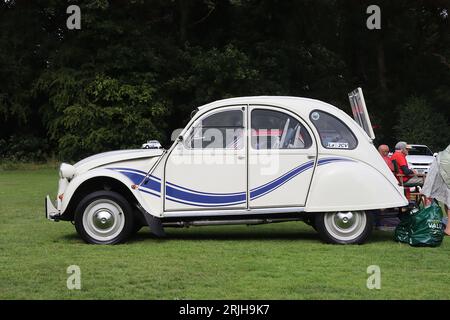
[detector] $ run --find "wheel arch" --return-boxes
[60,175,146,225]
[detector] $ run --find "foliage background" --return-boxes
[0,0,449,161]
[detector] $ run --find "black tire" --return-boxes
[74,191,135,244]
[315,211,373,244]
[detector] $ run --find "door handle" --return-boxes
[307,155,316,159]
[237,155,245,160]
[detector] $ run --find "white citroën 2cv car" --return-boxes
[45,88,407,244]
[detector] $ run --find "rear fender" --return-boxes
[306,159,407,212]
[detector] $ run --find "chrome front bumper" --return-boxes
[45,195,60,221]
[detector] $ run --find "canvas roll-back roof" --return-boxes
[196,96,370,141]
[197,96,356,127]
[197,96,342,117]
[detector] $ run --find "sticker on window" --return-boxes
[327,142,349,149]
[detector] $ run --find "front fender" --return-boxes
[60,168,156,216]
[306,159,408,212]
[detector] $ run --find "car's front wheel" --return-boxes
[75,191,135,244]
[315,211,373,244]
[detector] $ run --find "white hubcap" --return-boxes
[324,211,367,241]
[83,199,125,242]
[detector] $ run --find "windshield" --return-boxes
[409,146,433,156]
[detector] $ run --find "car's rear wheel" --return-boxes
[75,191,134,244]
[315,211,373,244]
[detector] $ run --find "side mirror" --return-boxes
[433,153,438,157]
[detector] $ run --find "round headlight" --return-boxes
[59,163,76,179]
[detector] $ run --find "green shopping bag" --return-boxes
[394,201,444,247]
[394,211,412,244]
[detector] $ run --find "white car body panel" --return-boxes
[248,152,314,208]
[306,155,406,211]
[248,105,316,208]
[164,149,247,211]
[59,167,153,216]
[47,95,408,222]
[164,105,247,211]
[57,156,164,217]
[74,149,163,175]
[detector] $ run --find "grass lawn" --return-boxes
[0,168,449,300]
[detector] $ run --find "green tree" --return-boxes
[394,97,450,152]
[34,71,167,160]
[1,0,449,161]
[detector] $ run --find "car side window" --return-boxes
[185,109,244,149]
[251,109,312,150]
[309,110,357,149]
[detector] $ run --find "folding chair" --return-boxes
[392,160,426,208]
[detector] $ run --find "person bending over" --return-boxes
[422,145,450,236]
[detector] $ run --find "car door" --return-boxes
[164,106,247,211]
[248,106,316,208]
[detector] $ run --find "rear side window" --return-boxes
[309,110,357,150]
[251,109,312,150]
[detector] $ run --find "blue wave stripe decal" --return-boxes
[318,157,353,165]
[109,167,147,176]
[165,184,246,205]
[166,181,246,196]
[108,167,161,181]
[138,187,161,198]
[250,161,315,200]
[250,160,314,193]
[108,157,355,206]
[108,169,161,193]
[165,196,245,208]
[250,163,306,193]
